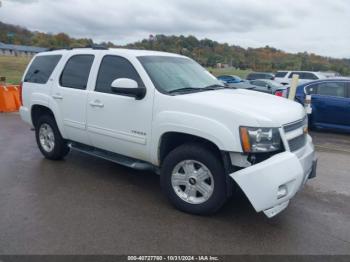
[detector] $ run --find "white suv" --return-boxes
[275,71,326,85]
[20,47,317,217]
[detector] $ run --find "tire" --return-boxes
[35,114,70,160]
[160,143,227,215]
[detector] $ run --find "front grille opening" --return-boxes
[283,118,305,133]
[288,134,307,152]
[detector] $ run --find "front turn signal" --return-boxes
[240,127,251,153]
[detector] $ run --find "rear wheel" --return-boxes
[35,115,70,160]
[160,143,227,215]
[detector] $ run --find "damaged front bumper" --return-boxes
[230,135,317,218]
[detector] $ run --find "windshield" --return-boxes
[138,56,221,94]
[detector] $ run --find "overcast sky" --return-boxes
[1,0,349,58]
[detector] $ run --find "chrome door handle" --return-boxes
[89,100,104,108]
[52,94,63,100]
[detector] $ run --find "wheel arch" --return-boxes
[158,132,224,166]
[31,104,66,138]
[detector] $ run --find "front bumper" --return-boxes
[230,135,316,218]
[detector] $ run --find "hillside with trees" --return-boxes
[1,21,350,75]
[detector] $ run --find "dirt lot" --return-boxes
[0,113,349,254]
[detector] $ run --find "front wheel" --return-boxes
[35,114,70,160]
[160,143,227,215]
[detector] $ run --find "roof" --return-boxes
[248,72,274,75]
[0,42,48,53]
[297,78,350,87]
[276,70,322,73]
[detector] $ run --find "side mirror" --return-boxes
[111,78,146,100]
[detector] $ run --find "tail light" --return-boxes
[19,81,23,106]
[275,90,283,97]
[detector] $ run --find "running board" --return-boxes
[68,142,156,172]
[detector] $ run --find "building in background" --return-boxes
[0,42,47,56]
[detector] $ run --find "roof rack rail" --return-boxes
[47,45,109,51]
[67,44,109,50]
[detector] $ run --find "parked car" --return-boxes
[20,47,316,218]
[217,75,243,84]
[249,79,289,97]
[246,72,275,81]
[295,79,350,132]
[224,81,259,90]
[275,71,326,86]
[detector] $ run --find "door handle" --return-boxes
[52,94,63,100]
[89,100,104,108]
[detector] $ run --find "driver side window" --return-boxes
[305,84,317,95]
[316,82,346,98]
[95,55,144,94]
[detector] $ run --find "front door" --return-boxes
[86,55,153,162]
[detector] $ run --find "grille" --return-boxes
[283,118,305,133]
[288,134,307,152]
[283,118,307,152]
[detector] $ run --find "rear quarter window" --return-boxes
[24,55,62,84]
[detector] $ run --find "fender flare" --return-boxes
[30,93,67,138]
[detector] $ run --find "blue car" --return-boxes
[295,79,350,133]
[217,75,243,84]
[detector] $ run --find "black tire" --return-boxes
[160,143,227,215]
[35,114,70,160]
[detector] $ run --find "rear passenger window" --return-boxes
[24,55,62,84]
[95,55,143,94]
[316,82,346,97]
[60,55,94,89]
[301,73,318,80]
[275,72,287,78]
[289,72,299,78]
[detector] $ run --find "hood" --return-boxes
[173,89,305,127]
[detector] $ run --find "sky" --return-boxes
[0,0,350,58]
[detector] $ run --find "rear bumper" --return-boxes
[230,135,316,218]
[19,106,33,126]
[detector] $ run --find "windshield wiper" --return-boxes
[168,87,202,94]
[201,84,226,90]
[168,84,225,95]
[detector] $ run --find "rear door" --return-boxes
[311,81,349,128]
[51,53,95,145]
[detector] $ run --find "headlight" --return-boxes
[239,127,281,153]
